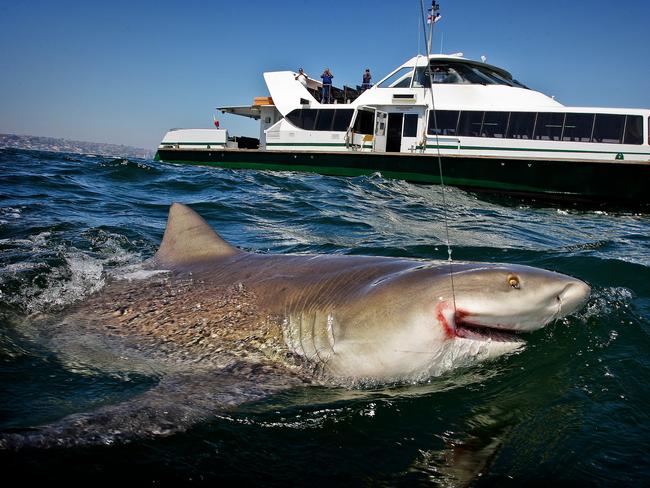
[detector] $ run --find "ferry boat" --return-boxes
[155,16,650,206]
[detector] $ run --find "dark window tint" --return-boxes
[287,109,319,130]
[449,64,490,84]
[403,114,419,137]
[458,111,484,137]
[562,113,594,142]
[427,110,459,135]
[301,109,317,131]
[592,114,625,144]
[315,110,334,131]
[507,112,536,139]
[286,109,302,128]
[287,108,353,131]
[534,113,565,141]
[354,110,375,135]
[477,68,516,87]
[623,115,643,145]
[412,67,432,88]
[332,109,354,131]
[482,111,509,138]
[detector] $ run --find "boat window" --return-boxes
[507,112,536,139]
[623,115,643,145]
[458,111,484,137]
[449,64,493,84]
[411,62,524,87]
[534,113,565,141]
[332,109,354,131]
[353,110,375,135]
[286,108,353,131]
[481,112,509,138]
[466,67,499,85]
[412,67,431,88]
[403,114,419,137]
[315,110,335,131]
[476,67,517,87]
[286,109,319,131]
[562,113,594,142]
[302,109,317,131]
[427,110,460,135]
[286,109,303,129]
[592,114,625,144]
[413,66,466,87]
[377,67,413,88]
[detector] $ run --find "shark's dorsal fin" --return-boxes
[155,203,240,266]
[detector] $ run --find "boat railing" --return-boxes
[318,85,360,104]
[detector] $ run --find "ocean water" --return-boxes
[1,147,649,485]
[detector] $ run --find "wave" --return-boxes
[0,227,148,314]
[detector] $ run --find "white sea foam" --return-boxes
[24,252,106,312]
[0,238,32,246]
[0,207,23,227]
[2,226,150,312]
[0,207,23,219]
[578,287,634,321]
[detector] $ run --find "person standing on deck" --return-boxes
[321,68,333,104]
[361,69,372,91]
[295,68,308,87]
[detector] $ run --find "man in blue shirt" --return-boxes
[321,68,333,104]
[361,69,372,91]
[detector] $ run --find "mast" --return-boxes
[426,1,441,54]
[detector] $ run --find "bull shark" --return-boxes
[1,203,590,448]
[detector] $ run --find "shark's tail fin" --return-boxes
[155,203,241,267]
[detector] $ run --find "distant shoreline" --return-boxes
[0,133,154,159]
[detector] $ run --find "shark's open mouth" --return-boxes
[454,322,522,343]
[454,313,523,343]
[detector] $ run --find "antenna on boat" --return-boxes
[420,0,457,312]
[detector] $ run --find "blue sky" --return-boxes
[1,0,648,149]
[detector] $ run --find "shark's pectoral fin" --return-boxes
[1,363,306,449]
[154,202,241,267]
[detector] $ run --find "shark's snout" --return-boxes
[557,280,591,317]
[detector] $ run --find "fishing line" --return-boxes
[419,0,457,313]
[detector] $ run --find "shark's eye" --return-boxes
[507,275,520,289]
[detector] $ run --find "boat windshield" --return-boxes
[411,61,528,88]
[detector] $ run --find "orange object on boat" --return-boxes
[253,96,274,106]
